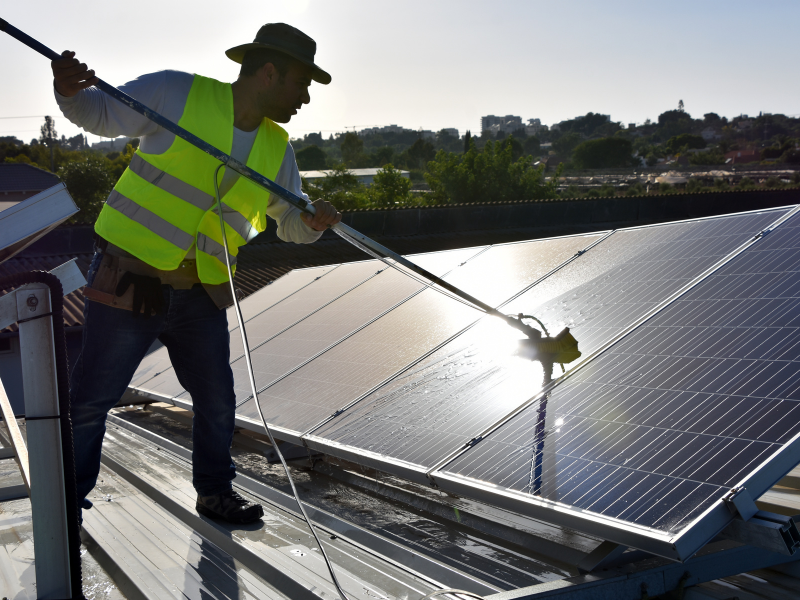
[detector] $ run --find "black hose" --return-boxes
[0,271,83,599]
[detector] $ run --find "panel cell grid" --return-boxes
[439,209,800,539]
[246,234,601,434]
[311,211,787,472]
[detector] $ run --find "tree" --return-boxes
[295,144,328,170]
[39,116,58,147]
[340,132,365,167]
[304,132,324,146]
[302,163,368,211]
[664,134,706,155]
[552,132,582,157]
[571,138,634,169]
[57,154,114,224]
[39,116,58,171]
[405,138,436,170]
[370,146,395,167]
[678,99,685,113]
[424,139,561,204]
[523,136,541,156]
[463,131,471,154]
[500,136,524,161]
[367,165,412,207]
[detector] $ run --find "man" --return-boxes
[52,23,341,523]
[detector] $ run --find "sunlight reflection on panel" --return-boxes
[311,316,549,468]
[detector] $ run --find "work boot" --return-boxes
[196,490,264,524]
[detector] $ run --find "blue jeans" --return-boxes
[70,251,236,503]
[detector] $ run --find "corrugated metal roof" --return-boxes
[0,163,61,193]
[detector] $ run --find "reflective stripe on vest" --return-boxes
[197,233,237,266]
[94,74,289,282]
[106,190,195,250]
[213,203,258,242]
[127,154,215,212]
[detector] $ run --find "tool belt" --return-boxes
[83,237,234,312]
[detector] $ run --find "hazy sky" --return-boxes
[2,0,798,145]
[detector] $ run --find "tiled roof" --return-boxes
[0,163,61,193]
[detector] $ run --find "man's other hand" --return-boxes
[52,50,99,97]
[301,199,342,231]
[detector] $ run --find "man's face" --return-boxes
[260,60,313,123]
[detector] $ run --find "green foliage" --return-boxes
[303,164,365,210]
[664,134,706,155]
[367,164,412,207]
[597,183,617,197]
[404,138,436,170]
[737,177,755,189]
[340,132,365,167]
[424,139,560,204]
[552,132,583,157]
[659,182,673,193]
[523,136,541,156]
[764,176,783,189]
[685,179,705,193]
[571,138,634,169]
[625,183,646,196]
[295,144,327,170]
[57,154,115,224]
[499,136,524,161]
[688,149,725,166]
[303,164,417,210]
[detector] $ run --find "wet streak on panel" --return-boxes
[442,210,800,536]
[313,211,787,473]
[255,235,601,435]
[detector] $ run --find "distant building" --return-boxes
[91,137,137,152]
[418,130,436,141]
[440,128,459,138]
[300,167,410,187]
[0,163,60,211]
[359,124,413,137]
[481,115,523,136]
[525,118,544,137]
[701,127,722,142]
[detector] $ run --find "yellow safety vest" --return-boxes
[95,74,288,284]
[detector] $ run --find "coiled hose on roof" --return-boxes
[0,271,84,600]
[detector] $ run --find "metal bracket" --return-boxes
[576,541,628,573]
[718,510,800,556]
[723,486,758,521]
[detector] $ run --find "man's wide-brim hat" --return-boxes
[226,23,331,85]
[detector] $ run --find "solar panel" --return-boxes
[130,264,338,391]
[226,248,486,406]
[246,235,602,439]
[503,208,790,366]
[433,207,800,560]
[306,209,792,484]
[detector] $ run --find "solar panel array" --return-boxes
[436,208,800,556]
[127,205,800,558]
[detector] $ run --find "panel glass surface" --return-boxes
[129,264,337,390]
[441,235,603,308]
[503,209,788,365]
[439,209,800,538]
[241,235,597,433]
[231,247,485,407]
[310,210,789,473]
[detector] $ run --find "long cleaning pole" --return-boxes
[0,17,540,339]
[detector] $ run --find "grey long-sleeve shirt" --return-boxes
[55,70,321,246]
